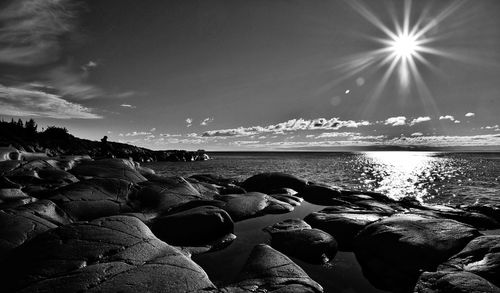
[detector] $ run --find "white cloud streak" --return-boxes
[0,84,101,119]
[385,116,406,126]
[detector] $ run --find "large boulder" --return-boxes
[305,206,389,250]
[0,215,216,293]
[240,173,308,193]
[49,178,136,221]
[0,200,71,259]
[353,214,481,292]
[217,192,294,221]
[222,244,323,292]
[70,158,147,183]
[437,235,500,287]
[150,205,234,247]
[264,219,337,264]
[131,176,213,213]
[414,271,500,293]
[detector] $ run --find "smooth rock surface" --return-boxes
[0,200,71,259]
[240,172,308,193]
[264,219,337,264]
[1,215,216,293]
[414,271,500,293]
[150,205,234,246]
[49,178,135,220]
[438,235,500,287]
[70,158,147,183]
[222,244,323,292]
[354,214,481,292]
[217,192,294,221]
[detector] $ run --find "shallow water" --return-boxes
[144,151,500,293]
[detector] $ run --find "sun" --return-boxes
[390,33,419,59]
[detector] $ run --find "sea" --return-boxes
[144,151,500,293]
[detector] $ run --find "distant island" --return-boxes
[0,118,210,162]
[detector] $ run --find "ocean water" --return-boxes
[146,151,500,205]
[144,152,500,293]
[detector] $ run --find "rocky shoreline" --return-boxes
[1,153,499,292]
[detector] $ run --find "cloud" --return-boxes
[150,127,156,132]
[439,115,455,121]
[125,131,152,137]
[200,117,214,126]
[465,112,475,117]
[202,117,372,137]
[409,116,431,126]
[120,104,136,108]
[316,132,361,138]
[411,132,424,136]
[186,118,193,127]
[385,116,406,126]
[0,84,101,119]
[0,0,82,66]
[481,125,499,130]
[160,133,182,137]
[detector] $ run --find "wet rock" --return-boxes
[0,215,216,293]
[70,158,147,183]
[411,204,500,230]
[414,271,500,293]
[305,207,389,250]
[217,192,294,221]
[0,176,33,209]
[0,160,21,175]
[269,194,303,206]
[241,172,308,194]
[437,235,500,287]
[264,219,337,264]
[0,200,71,259]
[220,185,247,195]
[222,244,323,292]
[354,214,481,292]
[37,168,79,184]
[298,183,345,205]
[131,176,212,213]
[462,204,500,224]
[150,205,234,246]
[49,178,135,221]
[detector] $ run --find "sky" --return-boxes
[1,0,500,151]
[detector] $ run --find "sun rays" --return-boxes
[337,0,471,117]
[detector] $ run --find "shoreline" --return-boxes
[0,152,499,292]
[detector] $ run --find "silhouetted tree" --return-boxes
[24,119,37,134]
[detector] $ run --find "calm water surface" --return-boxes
[144,152,500,293]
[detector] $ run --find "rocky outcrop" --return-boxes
[414,271,500,293]
[70,158,147,183]
[241,172,308,194]
[222,244,323,293]
[49,178,136,221]
[0,215,217,293]
[216,192,294,221]
[264,219,337,264]
[150,205,234,246]
[353,214,481,292]
[0,200,71,259]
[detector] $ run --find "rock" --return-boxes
[36,168,79,185]
[217,192,294,221]
[264,219,337,264]
[0,176,32,209]
[437,235,500,287]
[240,173,308,194]
[0,215,216,293]
[131,176,212,213]
[298,183,345,205]
[49,178,136,221]
[220,185,247,195]
[414,271,500,293]
[0,160,21,175]
[305,207,389,250]
[70,158,147,183]
[462,204,500,224]
[353,214,481,292]
[0,146,21,161]
[222,244,323,292]
[410,204,500,230]
[269,194,302,206]
[150,205,234,246]
[0,200,71,259]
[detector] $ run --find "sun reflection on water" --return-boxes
[357,151,461,202]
